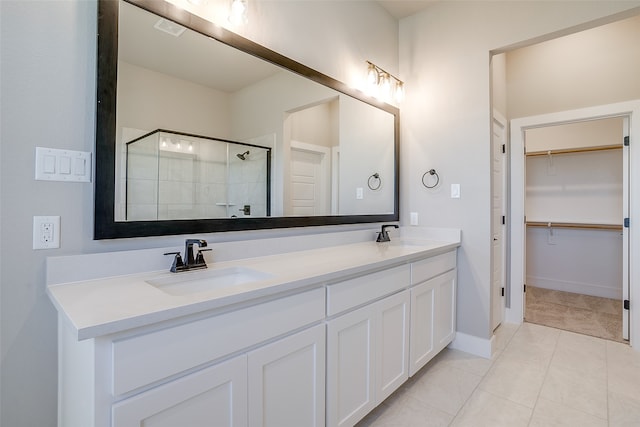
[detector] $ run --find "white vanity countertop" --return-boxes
[47,235,459,340]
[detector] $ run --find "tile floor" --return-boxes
[357,322,640,426]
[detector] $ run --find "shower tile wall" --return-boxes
[126,133,268,220]
[228,148,268,217]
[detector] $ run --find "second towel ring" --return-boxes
[422,169,440,189]
[368,173,382,190]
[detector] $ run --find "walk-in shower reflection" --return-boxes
[124,130,270,220]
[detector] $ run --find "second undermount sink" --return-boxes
[147,266,273,296]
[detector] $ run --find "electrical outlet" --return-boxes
[33,216,60,249]
[356,187,364,199]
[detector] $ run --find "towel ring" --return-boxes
[368,173,382,191]
[422,169,440,189]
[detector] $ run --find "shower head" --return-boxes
[237,150,250,160]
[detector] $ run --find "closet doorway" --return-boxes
[523,117,628,342]
[508,100,640,347]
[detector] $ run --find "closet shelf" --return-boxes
[525,144,622,157]
[526,221,622,231]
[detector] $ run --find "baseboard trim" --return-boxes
[448,331,493,359]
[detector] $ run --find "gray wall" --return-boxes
[399,1,640,341]
[0,1,397,425]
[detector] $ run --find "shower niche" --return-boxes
[123,130,271,221]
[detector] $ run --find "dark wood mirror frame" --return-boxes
[94,0,399,239]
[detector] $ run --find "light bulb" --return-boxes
[394,81,405,103]
[229,0,248,25]
[366,63,379,86]
[380,73,392,99]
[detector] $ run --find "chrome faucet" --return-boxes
[164,239,210,272]
[376,224,399,242]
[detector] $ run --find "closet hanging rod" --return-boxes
[525,144,622,157]
[526,221,622,231]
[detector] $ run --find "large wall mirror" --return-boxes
[95,0,399,239]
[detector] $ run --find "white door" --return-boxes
[248,324,325,427]
[289,141,330,216]
[376,290,410,403]
[491,112,507,330]
[435,270,457,349]
[409,278,436,375]
[111,355,247,427]
[326,304,376,427]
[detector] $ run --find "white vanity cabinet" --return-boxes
[112,354,248,427]
[325,266,411,427]
[58,288,326,427]
[247,324,325,427]
[111,324,326,427]
[51,236,460,427]
[409,251,457,376]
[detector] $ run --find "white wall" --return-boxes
[117,61,232,138]
[399,1,640,341]
[507,13,640,119]
[0,1,398,425]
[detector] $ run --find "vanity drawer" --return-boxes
[112,287,325,396]
[327,265,410,316]
[411,251,456,285]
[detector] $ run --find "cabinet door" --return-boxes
[409,276,436,376]
[111,355,247,427]
[435,270,457,349]
[248,324,325,427]
[326,304,376,427]
[409,270,457,377]
[376,290,410,403]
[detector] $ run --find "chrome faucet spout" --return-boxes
[184,239,207,268]
[165,239,210,272]
[376,224,399,242]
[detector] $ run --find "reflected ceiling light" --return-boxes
[187,0,207,5]
[153,18,186,37]
[365,60,404,103]
[229,0,248,25]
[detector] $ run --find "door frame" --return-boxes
[507,100,640,348]
[491,110,507,331]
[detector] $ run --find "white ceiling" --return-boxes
[119,1,439,93]
[376,0,438,19]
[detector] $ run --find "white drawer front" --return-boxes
[411,251,456,285]
[326,265,410,317]
[112,287,325,396]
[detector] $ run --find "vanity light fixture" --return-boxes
[365,60,404,103]
[228,0,248,25]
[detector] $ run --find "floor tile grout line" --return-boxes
[449,323,527,426]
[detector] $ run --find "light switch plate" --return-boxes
[33,216,60,250]
[451,184,461,199]
[356,187,364,199]
[410,212,419,226]
[35,147,91,182]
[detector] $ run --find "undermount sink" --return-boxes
[147,266,273,296]
[385,238,430,247]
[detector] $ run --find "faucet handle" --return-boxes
[195,248,212,266]
[164,252,185,273]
